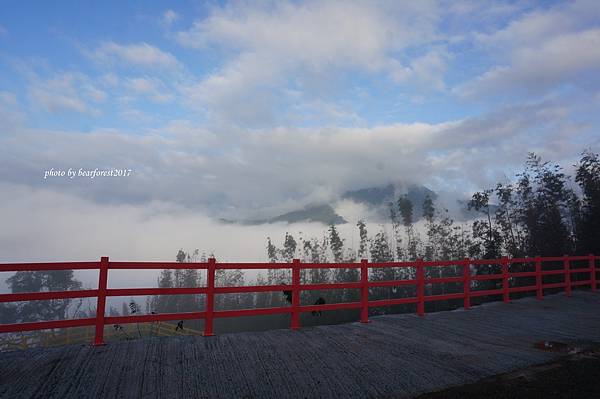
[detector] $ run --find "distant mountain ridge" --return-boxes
[237,183,439,225]
[220,183,496,225]
[341,184,396,206]
[263,204,347,225]
[343,183,438,221]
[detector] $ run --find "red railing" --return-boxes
[0,255,597,346]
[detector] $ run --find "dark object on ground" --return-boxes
[175,321,184,331]
[534,340,570,352]
[311,297,326,316]
[112,324,131,340]
[283,289,292,303]
[416,345,600,399]
[128,301,138,314]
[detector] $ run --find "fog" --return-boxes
[0,182,421,292]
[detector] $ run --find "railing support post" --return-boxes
[93,256,109,346]
[502,256,510,303]
[463,258,471,310]
[291,259,301,330]
[590,254,596,293]
[360,259,370,323]
[564,255,571,297]
[203,258,215,337]
[535,255,543,300]
[417,259,425,316]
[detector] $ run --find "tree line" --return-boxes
[268,151,599,265]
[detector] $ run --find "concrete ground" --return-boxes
[1,291,599,399]
[416,346,600,398]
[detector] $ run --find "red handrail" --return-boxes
[0,254,597,345]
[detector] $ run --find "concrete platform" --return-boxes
[1,291,599,398]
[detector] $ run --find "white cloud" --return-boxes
[447,0,523,19]
[0,91,17,107]
[2,99,593,268]
[461,28,600,98]
[182,53,285,126]
[100,73,120,87]
[1,99,586,221]
[0,90,23,127]
[405,49,448,90]
[84,85,108,102]
[476,0,600,49]
[125,77,174,103]
[119,108,154,124]
[178,1,439,60]
[176,1,445,125]
[27,72,104,115]
[90,41,181,69]
[163,9,179,27]
[457,0,600,98]
[0,182,351,265]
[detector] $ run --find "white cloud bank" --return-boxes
[177,0,446,125]
[458,0,600,98]
[0,182,383,288]
[27,72,106,116]
[1,98,588,223]
[89,42,182,70]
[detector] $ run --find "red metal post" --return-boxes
[291,259,301,330]
[360,259,370,323]
[417,259,425,316]
[93,256,109,346]
[590,254,596,293]
[463,258,471,310]
[564,255,571,297]
[203,258,215,336]
[535,256,543,300]
[502,256,509,303]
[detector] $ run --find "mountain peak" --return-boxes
[227,183,439,226]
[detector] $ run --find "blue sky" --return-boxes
[1,0,600,261]
[1,0,582,132]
